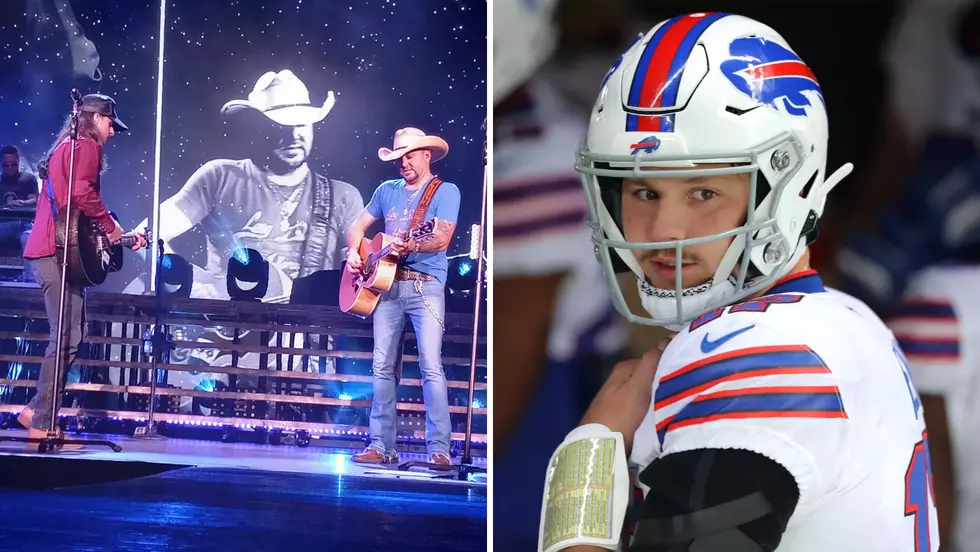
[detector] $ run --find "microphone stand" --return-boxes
[134,238,172,440]
[0,89,121,452]
[458,117,487,477]
[396,119,487,479]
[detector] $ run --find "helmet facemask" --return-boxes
[579,132,832,329]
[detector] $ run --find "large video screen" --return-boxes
[118,0,487,303]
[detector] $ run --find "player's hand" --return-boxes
[125,230,148,251]
[579,340,668,453]
[107,222,124,245]
[346,250,362,274]
[391,237,414,255]
[6,199,24,208]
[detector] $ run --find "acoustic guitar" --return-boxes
[339,219,436,317]
[56,209,150,287]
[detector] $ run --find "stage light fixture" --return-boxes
[226,248,269,301]
[447,258,478,292]
[159,253,193,298]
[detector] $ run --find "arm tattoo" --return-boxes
[417,219,456,252]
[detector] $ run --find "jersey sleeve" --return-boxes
[887,274,967,396]
[493,114,597,278]
[652,317,843,504]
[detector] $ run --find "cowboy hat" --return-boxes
[378,127,449,162]
[220,69,336,127]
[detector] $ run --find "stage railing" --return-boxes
[0,287,487,447]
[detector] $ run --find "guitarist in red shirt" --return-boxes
[18,94,147,448]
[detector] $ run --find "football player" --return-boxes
[887,266,972,552]
[536,12,939,552]
[494,0,629,549]
[882,2,980,551]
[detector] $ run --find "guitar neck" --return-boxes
[369,244,396,265]
[120,235,141,247]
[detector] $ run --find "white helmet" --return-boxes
[577,12,854,328]
[493,0,561,104]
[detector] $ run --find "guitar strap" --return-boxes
[410,177,442,230]
[297,170,333,278]
[39,153,64,248]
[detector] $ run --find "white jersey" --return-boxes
[494,79,625,360]
[888,265,980,552]
[629,271,939,551]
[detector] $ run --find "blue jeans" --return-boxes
[25,255,84,430]
[369,279,451,456]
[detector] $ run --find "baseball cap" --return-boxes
[80,94,129,132]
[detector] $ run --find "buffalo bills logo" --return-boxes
[719,37,823,117]
[630,135,661,155]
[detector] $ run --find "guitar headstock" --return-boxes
[411,218,437,242]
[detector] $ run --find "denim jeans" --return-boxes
[368,279,451,456]
[25,255,84,430]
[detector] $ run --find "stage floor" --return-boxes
[0,428,487,482]
[0,430,488,551]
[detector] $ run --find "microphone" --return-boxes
[70,88,82,104]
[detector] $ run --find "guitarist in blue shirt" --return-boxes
[345,127,461,465]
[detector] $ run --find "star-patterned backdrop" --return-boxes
[0,0,487,294]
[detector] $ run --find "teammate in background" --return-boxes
[493,0,628,549]
[537,13,938,552]
[881,4,980,551]
[887,268,972,552]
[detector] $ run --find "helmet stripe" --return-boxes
[626,12,729,133]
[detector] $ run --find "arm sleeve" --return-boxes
[630,448,799,551]
[434,183,461,225]
[71,140,115,234]
[169,161,223,226]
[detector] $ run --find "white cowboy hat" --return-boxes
[220,69,336,127]
[378,127,449,162]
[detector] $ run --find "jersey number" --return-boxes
[904,432,935,552]
[689,294,803,331]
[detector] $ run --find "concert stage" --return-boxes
[0,286,487,452]
[0,431,487,551]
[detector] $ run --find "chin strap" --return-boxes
[538,423,631,552]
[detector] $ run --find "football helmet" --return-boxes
[493,0,561,104]
[576,12,854,328]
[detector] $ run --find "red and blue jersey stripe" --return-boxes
[626,12,729,133]
[654,345,846,444]
[889,299,961,361]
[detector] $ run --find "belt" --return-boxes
[395,267,435,281]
